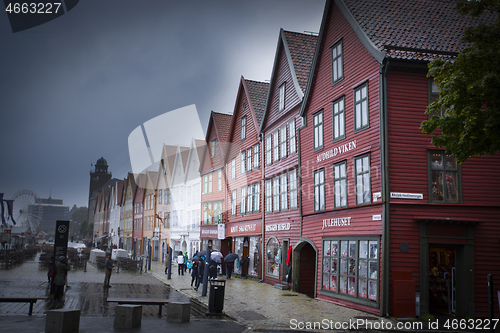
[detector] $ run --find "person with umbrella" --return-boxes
[224,251,236,279]
[194,256,205,291]
[190,259,199,287]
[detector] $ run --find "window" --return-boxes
[266,135,272,165]
[164,189,169,204]
[313,111,324,150]
[247,148,252,172]
[217,169,222,192]
[240,187,246,215]
[314,168,325,211]
[280,125,287,159]
[279,83,285,112]
[280,173,288,210]
[428,80,445,117]
[211,139,216,157]
[354,83,369,131]
[164,212,170,228]
[273,177,280,212]
[355,155,371,205]
[333,97,345,141]
[273,130,279,162]
[213,201,222,224]
[429,151,460,203]
[208,173,213,194]
[322,238,378,303]
[204,175,208,194]
[333,161,347,208]
[289,169,297,209]
[254,182,260,212]
[331,40,343,84]
[266,237,280,277]
[241,116,246,141]
[253,144,259,169]
[265,180,272,213]
[231,190,237,216]
[247,185,253,213]
[289,119,296,155]
[231,158,236,180]
[158,189,162,204]
[241,152,245,174]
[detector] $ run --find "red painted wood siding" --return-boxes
[300,1,381,218]
[386,68,500,317]
[226,90,262,225]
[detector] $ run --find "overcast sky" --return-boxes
[0,0,324,209]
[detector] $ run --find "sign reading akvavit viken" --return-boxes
[390,192,423,200]
[322,217,352,229]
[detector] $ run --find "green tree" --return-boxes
[421,0,500,163]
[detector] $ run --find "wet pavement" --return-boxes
[0,253,437,332]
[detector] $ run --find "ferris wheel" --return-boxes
[11,190,42,234]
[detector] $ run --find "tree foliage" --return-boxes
[421,0,500,163]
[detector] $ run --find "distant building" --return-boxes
[88,157,113,226]
[35,196,70,234]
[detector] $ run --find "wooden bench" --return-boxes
[106,297,171,317]
[0,296,49,315]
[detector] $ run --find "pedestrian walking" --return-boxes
[183,252,188,273]
[194,257,205,291]
[225,260,233,279]
[52,256,70,308]
[164,252,169,274]
[190,261,199,287]
[104,252,114,288]
[177,251,184,275]
[209,261,217,279]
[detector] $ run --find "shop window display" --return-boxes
[248,236,260,276]
[322,238,378,303]
[266,237,280,277]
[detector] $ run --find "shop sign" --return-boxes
[390,192,423,200]
[201,229,217,235]
[217,224,225,240]
[322,217,351,229]
[372,215,382,221]
[316,140,357,163]
[265,223,291,232]
[373,192,381,202]
[230,223,257,233]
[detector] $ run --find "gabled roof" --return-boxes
[226,76,269,152]
[244,79,269,127]
[342,0,497,61]
[300,0,497,117]
[199,111,233,174]
[184,138,205,183]
[260,29,317,131]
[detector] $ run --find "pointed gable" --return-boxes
[200,111,233,175]
[261,29,317,131]
[245,79,269,128]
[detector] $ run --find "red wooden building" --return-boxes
[298,0,499,318]
[224,77,268,278]
[260,29,317,287]
[199,111,232,253]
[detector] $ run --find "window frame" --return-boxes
[246,147,252,173]
[333,96,346,142]
[265,135,272,165]
[241,116,246,141]
[289,119,296,155]
[253,144,259,170]
[354,154,371,205]
[280,173,288,211]
[217,169,222,192]
[272,176,280,212]
[231,190,237,216]
[240,152,245,175]
[333,161,348,208]
[313,110,324,151]
[211,139,216,158]
[272,130,279,162]
[247,184,253,213]
[265,180,272,213]
[289,169,298,209]
[231,158,236,180]
[240,187,246,215]
[354,83,369,132]
[321,237,379,307]
[428,150,461,203]
[279,82,286,112]
[280,124,287,160]
[254,182,260,213]
[331,40,344,85]
[314,168,325,212]
[208,172,213,194]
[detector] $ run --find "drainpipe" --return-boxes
[379,59,391,317]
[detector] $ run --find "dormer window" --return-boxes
[211,139,216,158]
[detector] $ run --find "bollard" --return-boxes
[83,260,87,272]
[140,257,143,274]
[116,261,119,274]
[487,274,494,333]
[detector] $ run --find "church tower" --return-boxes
[87,157,112,227]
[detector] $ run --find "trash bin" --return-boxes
[208,279,225,313]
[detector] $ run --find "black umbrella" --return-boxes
[191,256,200,262]
[224,253,238,263]
[195,249,213,258]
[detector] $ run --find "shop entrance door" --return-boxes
[282,240,289,283]
[298,243,316,297]
[429,246,456,315]
[242,237,249,277]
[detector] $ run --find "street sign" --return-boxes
[54,220,69,259]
